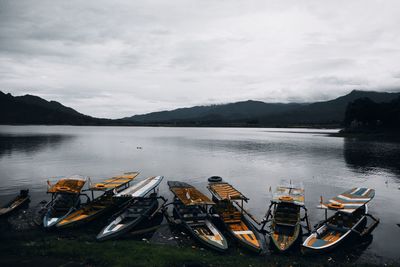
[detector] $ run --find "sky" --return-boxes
[1,0,400,119]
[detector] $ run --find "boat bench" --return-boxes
[222,211,241,223]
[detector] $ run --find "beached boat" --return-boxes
[0,189,30,217]
[261,181,310,252]
[56,172,139,228]
[168,181,228,252]
[208,181,265,254]
[43,177,87,228]
[97,176,165,241]
[302,187,379,254]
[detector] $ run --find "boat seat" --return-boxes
[183,213,207,220]
[222,211,241,223]
[326,223,349,232]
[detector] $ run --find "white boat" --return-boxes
[114,176,163,198]
[302,187,379,254]
[97,176,164,241]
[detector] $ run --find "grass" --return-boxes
[0,237,272,267]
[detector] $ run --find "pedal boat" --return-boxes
[43,176,86,228]
[0,189,30,217]
[97,176,165,241]
[56,172,139,228]
[168,181,228,252]
[302,187,379,254]
[208,181,265,254]
[261,181,310,252]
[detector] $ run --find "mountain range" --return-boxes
[1,90,400,127]
[123,90,400,127]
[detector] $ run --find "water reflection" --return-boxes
[0,134,75,158]
[344,138,400,176]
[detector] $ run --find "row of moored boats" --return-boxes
[0,173,380,255]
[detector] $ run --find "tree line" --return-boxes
[344,96,400,131]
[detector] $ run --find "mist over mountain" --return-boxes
[123,90,400,127]
[1,90,399,127]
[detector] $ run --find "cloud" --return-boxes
[1,0,400,118]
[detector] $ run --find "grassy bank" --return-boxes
[0,237,271,267]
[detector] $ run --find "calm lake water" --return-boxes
[0,125,399,264]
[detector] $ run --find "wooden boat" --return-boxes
[43,177,87,228]
[97,176,165,241]
[56,172,139,228]
[261,181,310,252]
[168,181,228,252]
[0,189,30,217]
[302,187,379,254]
[208,181,265,254]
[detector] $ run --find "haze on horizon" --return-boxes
[1,0,400,119]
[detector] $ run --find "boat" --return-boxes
[56,172,139,228]
[302,187,379,254]
[208,181,265,254]
[0,189,30,217]
[97,176,165,241]
[43,176,87,228]
[260,181,310,252]
[114,175,163,198]
[168,181,228,252]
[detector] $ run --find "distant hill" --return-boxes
[124,100,304,124]
[2,89,400,127]
[0,91,110,125]
[123,90,400,126]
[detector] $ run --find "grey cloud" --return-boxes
[1,0,400,118]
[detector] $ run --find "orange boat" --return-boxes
[208,181,266,254]
[56,172,139,228]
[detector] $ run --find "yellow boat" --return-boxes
[43,176,87,228]
[260,181,310,252]
[56,172,139,228]
[168,181,228,252]
[208,181,266,254]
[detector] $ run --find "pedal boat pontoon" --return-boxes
[56,172,139,228]
[168,181,228,252]
[97,176,166,241]
[208,181,265,254]
[261,181,310,252]
[43,177,87,228]
[0,189,30,217]
[302,187,379,254]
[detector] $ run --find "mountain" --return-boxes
[0,91,110,125]
[124,100,304,123]
[259,90,400,126]
[123,90,400,126]
[2,89,400,126]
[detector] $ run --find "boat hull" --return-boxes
[173,205,228,252]
[56,194,117,229]
[269,202,302,252]
[97,197,158,241]
[270,223,301,252]
[0,190,30,217]
[302,214,367,254]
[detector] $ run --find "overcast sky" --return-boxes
[1,0,400,118]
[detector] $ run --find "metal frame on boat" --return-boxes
[168,181,228,252]
[56,172,139,228]
[208,181,266,254]
[43,176,87,228]
[0,189,30,217]
[97,176,167,241]
[302,187,379,254]
[260,181,310,252]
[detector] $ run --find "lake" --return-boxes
[0,125,399,264]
